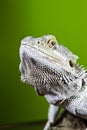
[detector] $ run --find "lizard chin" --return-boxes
[19,45,31,84]
[19,45,40,87]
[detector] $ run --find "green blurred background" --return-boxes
[0,0,87,126]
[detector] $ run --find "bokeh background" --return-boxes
[0,0,87,127]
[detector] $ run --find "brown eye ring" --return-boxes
[47,39,56,47]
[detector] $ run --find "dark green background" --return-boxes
[0,0,87,125]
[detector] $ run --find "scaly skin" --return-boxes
[19,35,87,130]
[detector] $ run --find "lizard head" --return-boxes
[19,35,78,87]
[20,35,78,62]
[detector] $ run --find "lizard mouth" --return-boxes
[20,44,71,73]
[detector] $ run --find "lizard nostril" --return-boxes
[37,41,40,44]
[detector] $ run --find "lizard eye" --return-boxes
[50,41,56,46]
[47,40,56,48]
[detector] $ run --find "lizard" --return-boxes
[19,35,87,130]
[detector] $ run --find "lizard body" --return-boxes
[19,35,87,130]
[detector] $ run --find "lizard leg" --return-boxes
[76,107,87,119]
[66,95,87,119]
[44,104,60,130]
[75,100,87,119]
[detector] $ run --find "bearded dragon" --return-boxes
[19,35,87,130]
